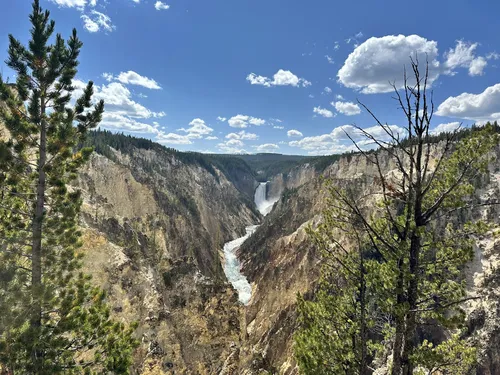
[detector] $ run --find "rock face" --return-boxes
[238,146,500,374]
[4,113,500,374]
[75,145,260,374]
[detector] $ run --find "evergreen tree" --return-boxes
[295,59,498,374]
[0,1,137,373]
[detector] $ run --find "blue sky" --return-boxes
[2,0,500,155]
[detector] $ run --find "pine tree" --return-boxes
[295,59,499,374]
[0,1,137,373]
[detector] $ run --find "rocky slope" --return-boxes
[238,145,500,374]
[75,136,262,374]
[3,110,500,374]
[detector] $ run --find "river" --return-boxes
[222,182,278,305]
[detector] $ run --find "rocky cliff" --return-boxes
[238,145,500,374]
[75,136,261,374]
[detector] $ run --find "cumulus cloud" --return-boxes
[102,71,161,89]
[444,40,487,76]
[338,35,440,94]
[217,116,227,122]
[246,69,311,88]
[324,86,332,94]
[254,143,279,153]
[50,0,86,7]
[436,83,500,123]
[73,80,163,118]
[99,113,160,134]
[431,122,461,135]
[154,1,170,10]
[469,57,487,76]
[332,101,361,116]
[178,118,214,139]
[72,79,167,144]
[228,114,265,128]
[81,10,115,33]
[289,124,405,155]
[157,133,192,145]
[113,71,161,89]
[313,106,334,118]
[217,139,247,154]
[287,129,303,138]
[225,131,259,140]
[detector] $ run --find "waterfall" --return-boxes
[254,181,279,216]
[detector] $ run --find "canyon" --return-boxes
[11,128,499,374]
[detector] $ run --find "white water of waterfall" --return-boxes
[255,182,279,216]
[221,182,278,305]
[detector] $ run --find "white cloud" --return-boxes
[228,114,265,128]
[81,15,99,32]
[333,42,340,50]
[436,83,500,123]
[287,129,303,138]
[469,57,487,76]
[338,35,440,94]
[289,124,405,155]
[154,1,170,10]
[217,116,227,122]
[100,113,160,134]
[332,101,361,116]
[217,139,247,154]
[205,136,218,140]
[102,72,114,82]
[308,94,315,98]
[246,69,311,88]
[254,143,279,153]
[249,117,266,126]
[246,73,272,87]
[225,131,259,140]
[273,125,284,129]
[50,0,86,8]
[112,71,162,89]
[178,118,214,139]
[73,80,160,118]
[72,79,167,145]
[81,10,115,33]
[324,86,332,94]
[157,133,192,145]
[325,55,334,64]
[313,106,334,118]
[336,94,344,100]
[487,52,500,60]
[431,122,461,135]
[443,40,487,76]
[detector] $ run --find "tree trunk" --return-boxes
[30,100,46,370]
[401,234,420,375]
[359,250,369,375]
[391,257,405,375]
